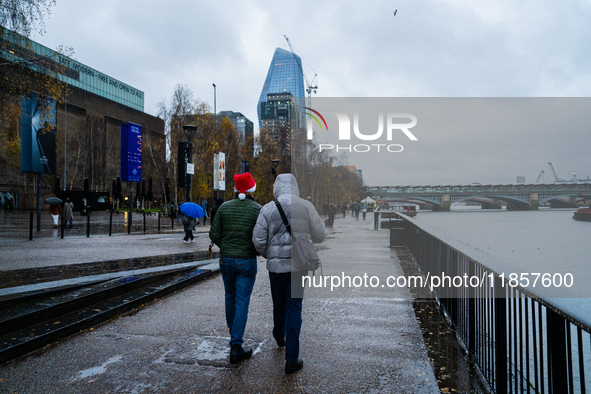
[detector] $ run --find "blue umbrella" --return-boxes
[180,202,205,218]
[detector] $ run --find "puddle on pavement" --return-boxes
[156,336,266,369]
[72,355,123,381]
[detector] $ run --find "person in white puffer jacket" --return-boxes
[252,173,325,373]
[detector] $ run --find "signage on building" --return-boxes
[20,92,56,175]
[120,122,142,182]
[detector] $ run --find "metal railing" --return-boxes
[397,213,591,393]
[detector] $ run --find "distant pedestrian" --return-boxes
[63,198,74,228]
[328,203,337,227]
[210,198,224,225]
[352,201,361,220]
[252,174,325,374]
[341,203,347,218]
[362,203,367,220]
[182,213,196,243]
[209,172,262,364]
[50,203,62,228]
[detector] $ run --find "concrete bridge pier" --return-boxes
[529,193,539,210]
[441,193,451,211]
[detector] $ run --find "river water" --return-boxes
[415,206,591,325]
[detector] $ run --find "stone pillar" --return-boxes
[441,194,451,212]
[529,192,539,210]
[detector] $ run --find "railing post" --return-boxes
[109,210,113,236]
[86,212,90,238]
[468,261,476,356]
[546,309,568,392]
[143,211,146,234]
[494,274,508,393]
[158,212,161,233]
[29,211,33,240]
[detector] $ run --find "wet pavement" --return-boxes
[0,214,439,393]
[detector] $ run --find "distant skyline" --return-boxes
[34,0,591,185]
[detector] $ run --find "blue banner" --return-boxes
[120,122,142,182]
[20,92,56,174]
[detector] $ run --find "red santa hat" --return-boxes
[234,172,256,200]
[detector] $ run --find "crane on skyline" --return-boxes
[284,35,318,107]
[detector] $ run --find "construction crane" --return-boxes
[284,35,318,106]
[548,162,561,182]
[535,170,545,183]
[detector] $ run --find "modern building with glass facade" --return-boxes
[257,48,305,130]
[1,28,144,111]
[218,111,254,141]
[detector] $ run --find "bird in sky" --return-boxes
[393,9,397,16]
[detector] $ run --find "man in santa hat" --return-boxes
[209,172,262,363]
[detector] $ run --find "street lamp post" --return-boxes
[271,159,280,181]
[183,125,197,203]
[212,84,216,126]
[307,172,312,200]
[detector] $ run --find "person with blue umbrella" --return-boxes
[179,202,204,243]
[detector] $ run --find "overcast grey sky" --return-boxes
[35,0,591,185]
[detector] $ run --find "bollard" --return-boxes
[86,213,90,238]
[61,214,64,239]
[143,212,146,234]
[171,213,174,230]
[29,211,33,240]
[128,212,131,235]
[158,212,161,233]
[109,210,113,236]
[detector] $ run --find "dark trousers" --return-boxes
[269,271,303,361]
[184,230,194,241]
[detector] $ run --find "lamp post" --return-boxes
[183,124,197,203]
[271,159,279,181]
[212,84,216,126]
[307,172,312,200]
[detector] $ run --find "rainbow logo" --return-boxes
[304,107,329,131]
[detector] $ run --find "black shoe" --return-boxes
[230,345,252,363]
[285,358,303,373]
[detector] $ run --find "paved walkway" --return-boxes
[0,214,438,393]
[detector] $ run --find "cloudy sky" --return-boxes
[35,0,591,185]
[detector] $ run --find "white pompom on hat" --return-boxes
[234,172,256,200]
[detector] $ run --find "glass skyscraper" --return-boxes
[257,48,305,129]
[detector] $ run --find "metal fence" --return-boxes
[398,213,591,393]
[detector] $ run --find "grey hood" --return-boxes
[274,173,299,199]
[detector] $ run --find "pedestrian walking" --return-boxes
[341,203,347,218]
[63,198,74,228]
[50,203,62,228]
[182,212,196,243]
[362,203,367,220]
[328,203,337,228]
[252,174,325,374]
[209,172,261,364]
[352,201,361,220]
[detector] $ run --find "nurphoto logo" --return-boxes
[306,108,418,153]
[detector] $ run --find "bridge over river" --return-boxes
[367,182,591,211]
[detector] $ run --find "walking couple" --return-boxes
[209,173,325,373]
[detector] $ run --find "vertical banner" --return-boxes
[213,153,219,190]
[120,122,142,182]
[20,92,56,174]
[219,152,226,191]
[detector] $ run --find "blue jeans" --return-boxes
[269,271,304,361]
[219,257,257,346]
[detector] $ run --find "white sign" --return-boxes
[218,152,226,191]
[186,163,194,175]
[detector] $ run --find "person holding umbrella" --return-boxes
[179,202,204,244]
[45,197,62,228]
[209,172,261,364]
